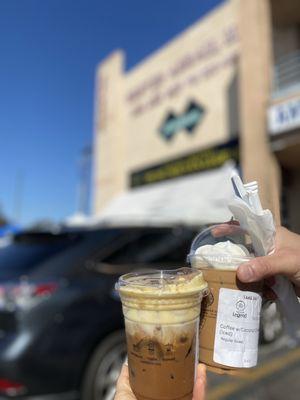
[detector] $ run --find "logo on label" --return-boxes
[233,300,247,318]
[236,300,246,312]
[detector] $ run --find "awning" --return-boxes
[98,161,237,226]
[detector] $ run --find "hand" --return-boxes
[211,220,241,238]
[193,364,207,400]
[237,227,300,296]
[114,364,135,400]
[115,364,207,400]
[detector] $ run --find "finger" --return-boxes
[211,222,242,238]
[117,363,129,382]
[237,250,300,283]
[193,364,206,400]
[115,364,136,400]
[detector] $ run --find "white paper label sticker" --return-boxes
[213,288,262,368]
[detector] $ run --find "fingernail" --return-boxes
[238,264,255,282]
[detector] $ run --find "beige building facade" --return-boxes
[93,0,300,231]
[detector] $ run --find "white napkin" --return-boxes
[229,176,300,343]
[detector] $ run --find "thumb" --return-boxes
[115,364,136,400]
[237,249,300,284]
[193,364,206,400]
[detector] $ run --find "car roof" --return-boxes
[18,224,199,237]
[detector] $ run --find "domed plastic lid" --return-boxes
[187,223,254,270]
[116,267,208,297]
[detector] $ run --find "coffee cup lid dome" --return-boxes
[187,223,254,270]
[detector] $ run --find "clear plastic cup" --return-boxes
[187,224,263,375]
[116,267,208,400]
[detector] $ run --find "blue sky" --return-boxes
[0,0,222,226]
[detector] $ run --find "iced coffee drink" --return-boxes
[116,268,208,400]
[188,225,263,374]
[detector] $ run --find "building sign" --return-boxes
[126,24,239,118]
[159,101,205,141]
[130,139,239,188]
[268,97,300,135]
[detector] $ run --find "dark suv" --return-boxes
[0,225,198,400]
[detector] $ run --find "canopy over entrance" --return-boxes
[98,162,236,226]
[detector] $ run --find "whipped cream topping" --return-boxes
[194,240,252,270]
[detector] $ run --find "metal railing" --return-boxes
[273,50,300,97]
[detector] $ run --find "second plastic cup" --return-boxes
[188,225,263,375]
[116,268,208,400]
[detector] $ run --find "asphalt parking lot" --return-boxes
[207,332,300,400]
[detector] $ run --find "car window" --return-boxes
[97,229,196,265]
[29,229,123,279]
[0,233,80,280]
